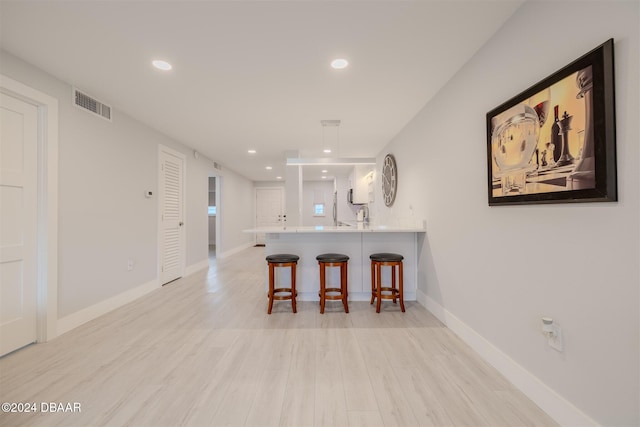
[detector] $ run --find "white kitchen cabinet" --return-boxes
[349,165,374,204]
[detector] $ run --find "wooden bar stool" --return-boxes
[370,253,405,313]
[266,254,299,314]
[316,253,349,314]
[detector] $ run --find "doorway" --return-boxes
[1,92,38,355]
[255,187,284,245]
[208,176,218,258]
[158,145,186,285]
[0,75,58,355]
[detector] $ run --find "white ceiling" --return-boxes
[0,0,523,181]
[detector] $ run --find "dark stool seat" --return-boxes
[266,254,300,263]
[370,253,404,263]
[266,254,299,314]
[370,252,405,313]
[316,253,349,314]
[316,253,349,263]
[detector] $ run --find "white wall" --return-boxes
[302,180,334,226]
[217,166,255,257]
[254,181,285,190]
[373,2,639,426]
[255,179,351,226]
[0,51,256,321]
[336,175,358,222]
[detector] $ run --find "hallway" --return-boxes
[0,247,557,426]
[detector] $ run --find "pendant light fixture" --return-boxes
[286,120,375,166]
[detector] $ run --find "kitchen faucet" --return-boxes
[358,205,369,223]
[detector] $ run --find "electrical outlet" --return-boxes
[542,317,564,352]
[127,259,134,271]
[547,325,563,352]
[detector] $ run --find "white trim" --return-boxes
[184,259,209,277]
[420,293,600,427]
[415,288,429,309]
[214,174,221,253]
[57,279,159,335]
[56,260,208,336]
[217,241,254,259]
[0,74,59,343]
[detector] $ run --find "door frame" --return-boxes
[157,144,187,284]
[1,74,59,343]
[207,172,221,253]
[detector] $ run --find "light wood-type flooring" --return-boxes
[0,247,559,427]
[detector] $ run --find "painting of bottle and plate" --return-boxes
[486,39,617,206]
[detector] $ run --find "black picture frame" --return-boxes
[486,39,617,206]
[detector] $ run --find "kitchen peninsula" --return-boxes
[245,224,425,302]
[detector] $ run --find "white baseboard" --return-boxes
[218,241,254,259]
[57,261,211,337]
[185,259,209,276]
[417,290,600,427]
[57,278,159,336]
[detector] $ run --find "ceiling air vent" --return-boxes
[73,88,112,121]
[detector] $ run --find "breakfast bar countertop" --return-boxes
[244,223,425,233]
[247,223,423,301]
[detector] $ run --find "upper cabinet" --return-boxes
[348,165,374,204]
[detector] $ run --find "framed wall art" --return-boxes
[486,39,617,206]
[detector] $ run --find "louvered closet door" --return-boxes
[159,148,185,285]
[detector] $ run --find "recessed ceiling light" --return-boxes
[152,60,172,71]
[323,149,332,154]
[331,58,349,70]
[321,176,327,179]
[322,169,328,173]
[265,166,272,170]
[276,176,282,180]
[247,149,257,154]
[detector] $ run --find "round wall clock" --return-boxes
[382,154,397,207]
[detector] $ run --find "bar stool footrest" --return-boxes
[376,287,400,299]
[324,287,345,300]
[272,287,294,300]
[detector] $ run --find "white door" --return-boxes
[0,92,38,356]
[159,148,185,285]
[255,187,284,245]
